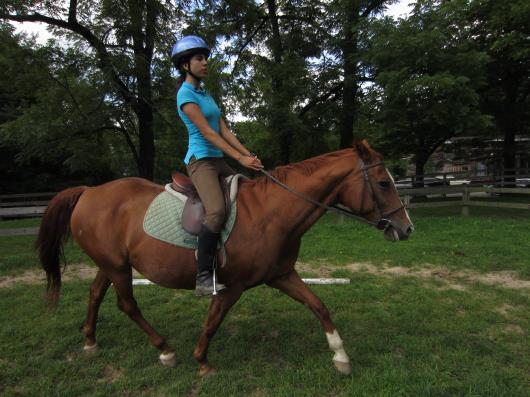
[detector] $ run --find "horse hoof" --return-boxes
[333,360,352,375]
[198,364,215,377]
[83,343,98,353]
[159,351,177,367]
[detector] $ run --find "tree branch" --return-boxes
[297,82,344,118]
[68,0,78,23]
[117,120,140,165]
[229,16,269,77]
[361,0,388,18]
[1,10,138,109]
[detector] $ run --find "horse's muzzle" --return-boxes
[384,224,413,241]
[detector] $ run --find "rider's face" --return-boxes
[185,53,208,79]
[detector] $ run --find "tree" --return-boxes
[467,0,530,180]
[1,0,179,180]
[0,25,118,192]
[367,0,490,182]
[184,0,337,165]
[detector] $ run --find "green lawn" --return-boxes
[0,276,528,397]
[0,209,529,396]
[0,218,41,229]
[299,209,530,278]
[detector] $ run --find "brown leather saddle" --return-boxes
[171,172,232,235]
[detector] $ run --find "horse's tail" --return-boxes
[35,186,86,307]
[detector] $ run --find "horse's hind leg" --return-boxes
[109,267,176,367]
[81,269,111,351]
[193,288,243,376]
[267,270,352,375]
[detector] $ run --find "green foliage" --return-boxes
[0,29,124,192]
[1,0,528,187]
[367,1,492,174]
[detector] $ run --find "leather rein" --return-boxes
[259,160,405,231]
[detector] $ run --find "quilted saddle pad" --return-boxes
[143,191,237,248]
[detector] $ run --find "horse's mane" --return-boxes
[248,149,353,189]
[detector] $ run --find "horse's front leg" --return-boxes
[194,288,243,376]
[267,270,352,375]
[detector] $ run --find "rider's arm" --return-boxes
[181,103,243,161]
[181,104,262,170]
[219,119,251,156]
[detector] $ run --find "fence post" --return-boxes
[461,186,470,216]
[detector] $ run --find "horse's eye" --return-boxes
[378,181,390,189]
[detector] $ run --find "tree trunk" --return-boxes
[130,0,155,180]
[414,158,426,188]
[137,105,155,180]
[339,1,360,149]
[266,0,291,164]
[502,121,517,187]
[414,136,427,188]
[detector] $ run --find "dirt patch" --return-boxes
[296,261,530,290]
[494,303,516,316]
[97,365,123,384]
[2,261,530,291]
[0,263,143,288]
[0,263,97,288]
[503,324,525,335]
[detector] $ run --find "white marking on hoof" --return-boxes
[333,359,352,375]
[83,342,98,352]
[159,351,176,367]
[326,330,350,368]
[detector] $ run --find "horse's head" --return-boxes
[336,140,414,241]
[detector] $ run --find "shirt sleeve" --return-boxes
[177,88,198,111]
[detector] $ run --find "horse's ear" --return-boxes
[353,140,372,162]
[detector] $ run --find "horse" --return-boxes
[36,140,413,376]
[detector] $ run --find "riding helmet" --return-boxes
[171,35,210,69]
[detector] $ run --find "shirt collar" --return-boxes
[183,81,206,94]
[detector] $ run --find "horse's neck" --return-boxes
[263,152,358,239]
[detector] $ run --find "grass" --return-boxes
[1,207,530,277]
[0,275,529,397]
[299,209,530,278]
[0,209,529,396]
[0,218,41,229]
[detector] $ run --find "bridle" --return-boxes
[259,159,405,232]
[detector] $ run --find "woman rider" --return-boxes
[171,35,263,296]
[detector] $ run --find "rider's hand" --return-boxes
[238,154,263,171]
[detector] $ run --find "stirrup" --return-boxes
[195,268,226,297]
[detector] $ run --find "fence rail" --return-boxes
[0,192,55,219]
[1,174,529,220]
[399,186,530,214]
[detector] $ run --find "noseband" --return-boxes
[259,160,405,231]
[356,161,405,231]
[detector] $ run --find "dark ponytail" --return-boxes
[175,55,190,93]
[176,74,186,92]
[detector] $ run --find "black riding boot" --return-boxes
[196,224,226,296]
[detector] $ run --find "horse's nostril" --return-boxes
[406,226,414,235]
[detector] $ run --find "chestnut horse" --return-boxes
[36,141,413,376]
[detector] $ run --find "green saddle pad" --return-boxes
[143,191,237,248]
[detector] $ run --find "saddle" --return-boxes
[169,172,233,236]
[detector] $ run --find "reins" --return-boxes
[259,160,404,231]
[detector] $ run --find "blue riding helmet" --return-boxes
[171,35,210,69]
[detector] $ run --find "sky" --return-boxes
[12,0,413,44]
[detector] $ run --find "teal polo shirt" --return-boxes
[177,81,223,164]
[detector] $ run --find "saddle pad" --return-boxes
[143,191,237,248]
